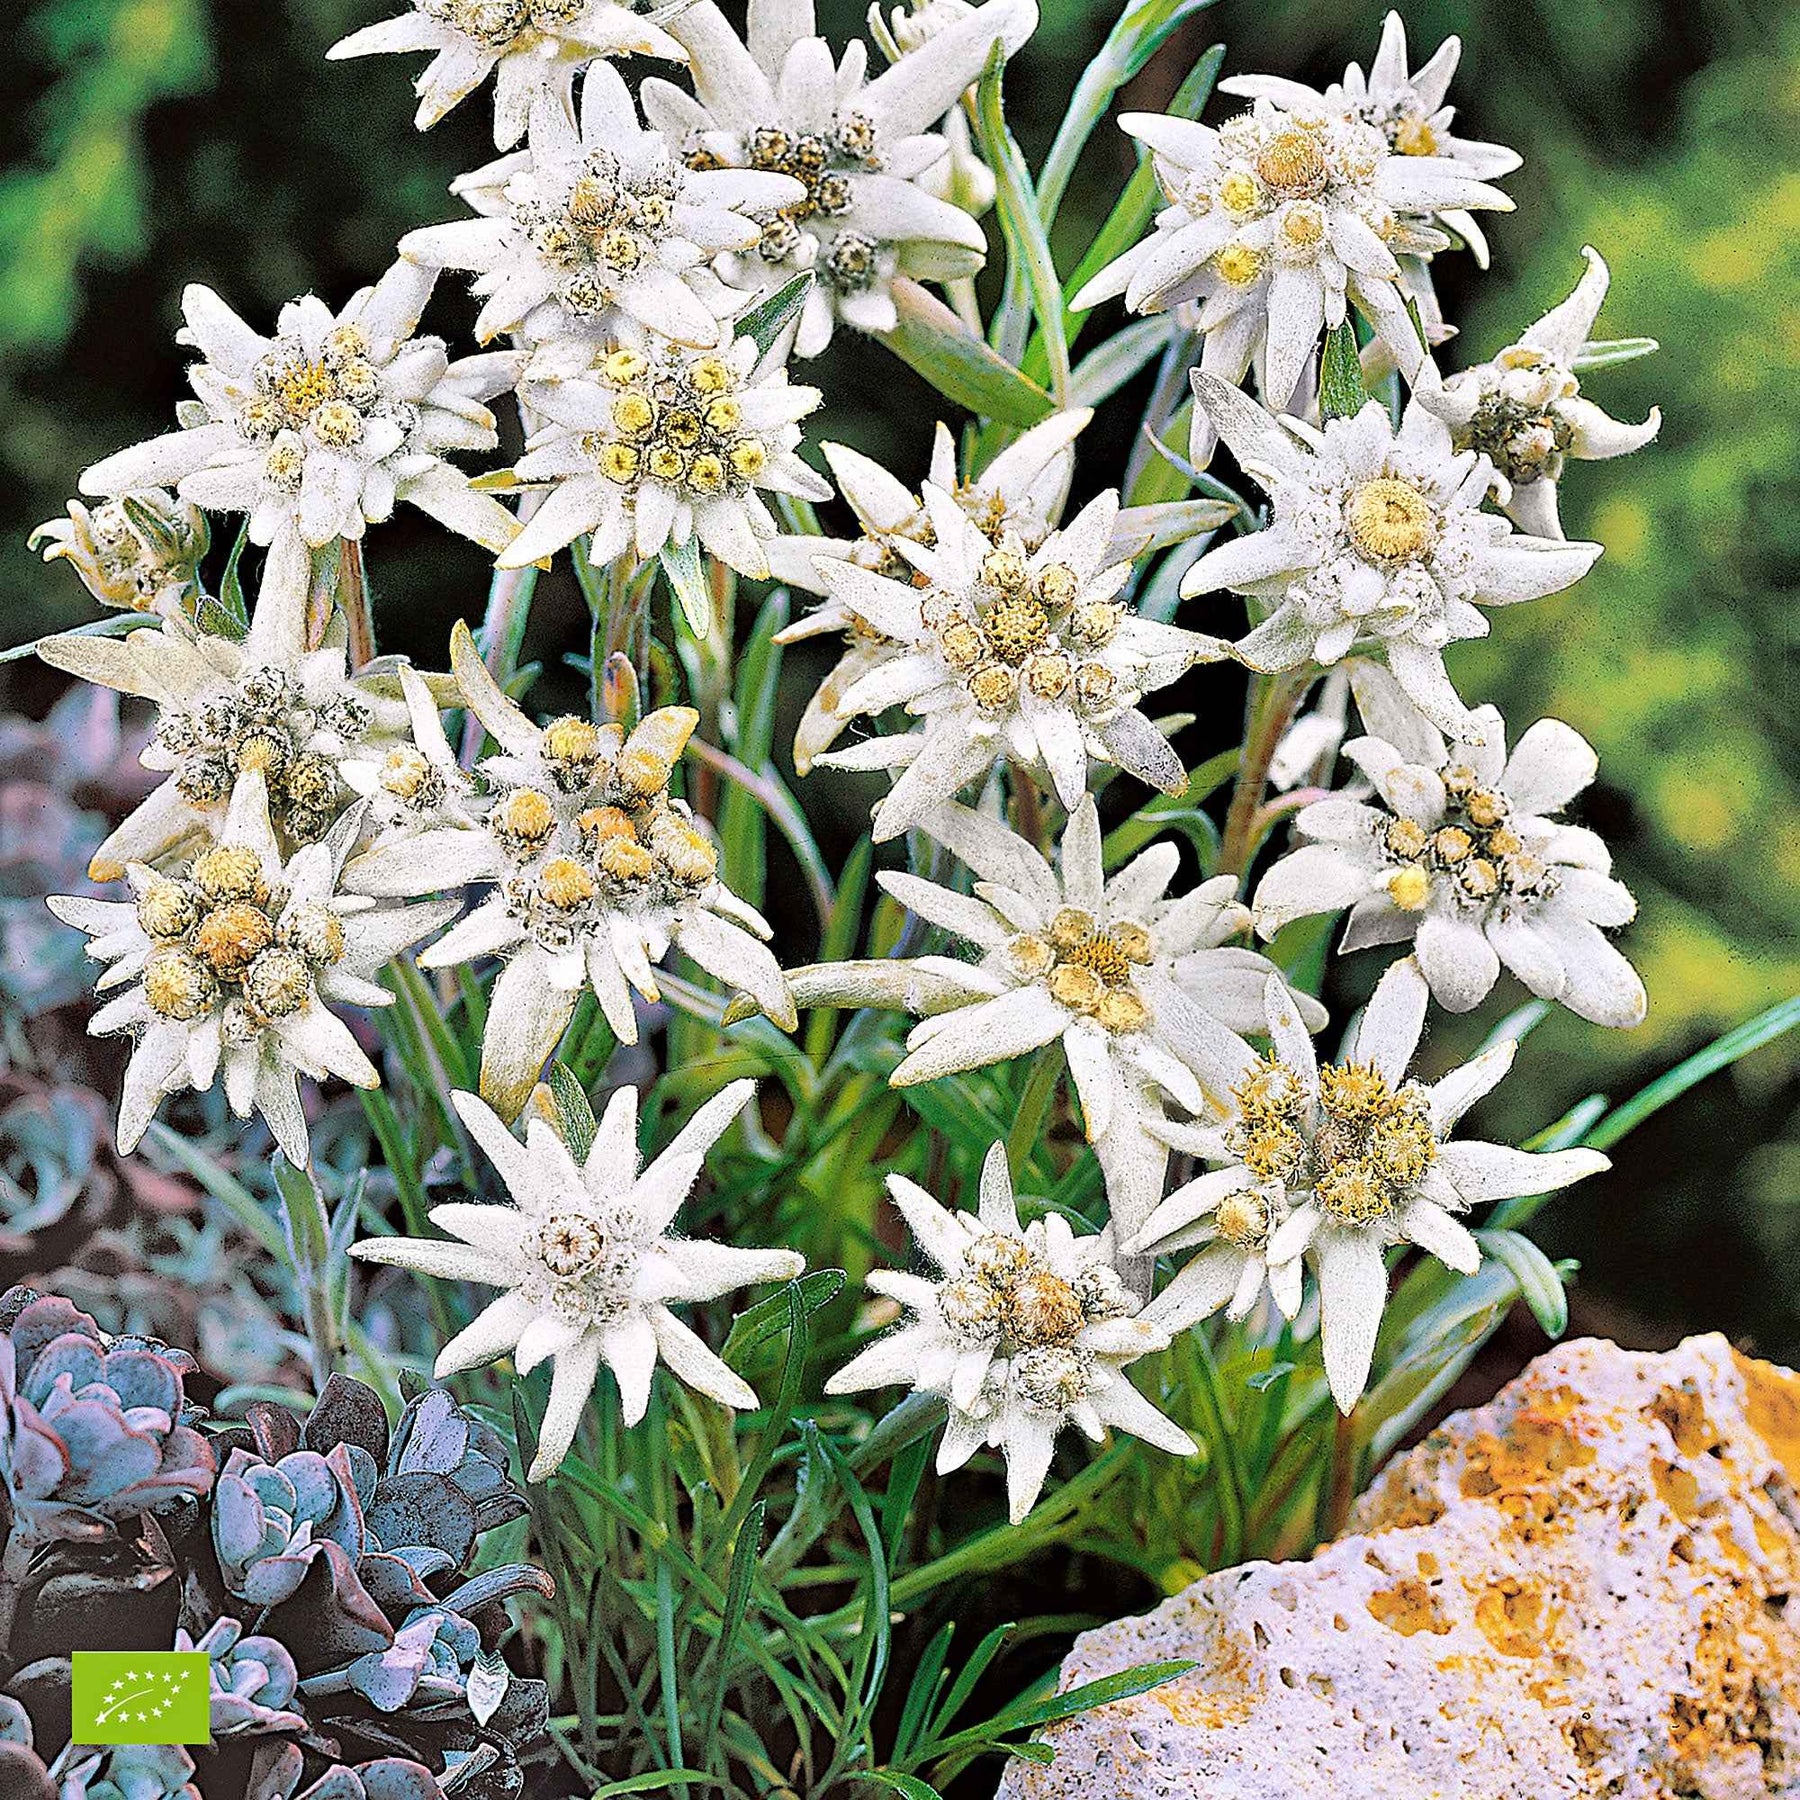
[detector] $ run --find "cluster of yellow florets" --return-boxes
[425,0,584,50]
[581,348,771,500]
[729,114,882,283]
[936,1228,1133,1410]
[491,705,721,948]
[1343,477,1439,566]
[136,845,344,1036]
[1180,107,1395,286]
[1377,764,1558,916]
[922,533,1125,720]
[1003,906,1154,1035]
[157,666,368,844]
[1308,1062,1438,1225]
[513,147,686,318]
[242,324,394,469]
[1225,1053,1310,1189]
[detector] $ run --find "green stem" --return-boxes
[1218,669,1312,880]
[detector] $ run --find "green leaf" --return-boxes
[1583,994,1800,1153]
[545,1061,599,1160]
[735,271,813,360]
[1573,335,1659,370]
[974,41,1069,402]
[587,1773,722,1798]
[937,1659,1197,1756]
[1476,1227,1571,1336]
[1,612,142,664]
[1038,44,1224,382]
[218,517,252,630]
[863,1776,943,1800]
[1102,749,1237,868]
[1319,319,1370,421]
[883,277,1055,427]
[659,537,712,638]
[721,1269,846,1369]
[718,588,789,909]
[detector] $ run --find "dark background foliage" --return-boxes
[0,0,1795,1365]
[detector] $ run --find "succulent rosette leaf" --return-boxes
[0,1292,214,1547]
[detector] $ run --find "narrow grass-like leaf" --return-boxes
[883,278,1055,426]
[974,43,1069,395]
[1476,1227,1571,1336]
[736,272,813,361]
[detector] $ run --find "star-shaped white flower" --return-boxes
[1253,669,1644,1027]
[807,489,1226,838]
[1072,88,1512,420]
[1218,12,1521,271]
[345,622,795,1119]
[79,265,522,621]
[638,0,1037,355]
[47,773,456,1163]
[36,559,418,881]
[1418,247,1660,541]
[826,1141,1194,1522]
[328,0,687,150]
[1134,961,1607,1410]
[765,411,1230,777]
[499,332,830,578]
[352,1078,804,1478]
[770,409,1085,774]
[401,69,807,354]
[785,795,1324,1241]
[1182,374,1600,742]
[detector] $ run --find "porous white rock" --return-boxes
[996,1334,1800,1798]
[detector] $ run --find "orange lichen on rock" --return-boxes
[995,1336,1800,1800]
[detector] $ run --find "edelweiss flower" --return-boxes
[1418,248,1660,540]
[29,490,207,618]
[500,334,830,578]
[37,565,415,881]
[80,265,522,617]
[1253,679,1645,1026]
[1071,90,1512,415]
[1133,961,1606,1411]
[400,68,807,354]
[826,1141,1193,1522]
[1219,12,1522,271]
[1183,375,1600,742]
[345,624,795,1118]
[328,0,686,150]
[352,1079,804,1478]
[786,797,1323,1239]
[770,409,1086,773]
[47,774,455,1163]
[639,0,1037,355]
[807,489,1226,838]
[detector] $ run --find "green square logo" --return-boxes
[71,1653,211,1746]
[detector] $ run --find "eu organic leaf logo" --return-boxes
[71,1653,211,1745]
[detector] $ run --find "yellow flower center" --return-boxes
[1393,116,1439,157]
[1215,242,1264,286]
[1344,478,1437,563]
[1256,128,1328,197]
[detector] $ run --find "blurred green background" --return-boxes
[0,0,1795,1356]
